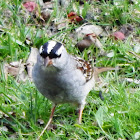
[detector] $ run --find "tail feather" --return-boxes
[93,66,119,82]
[95,67,119,74]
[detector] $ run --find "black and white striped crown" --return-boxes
[39,41,64,59]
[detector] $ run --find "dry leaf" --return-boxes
[23,2,38,12]
[76,33,105,54]
[112,31,125,40]
[4,63,20,78]
[76,23,104,39]
[26,47,38,80]
[68,12,83,23]
[3,60,28,82]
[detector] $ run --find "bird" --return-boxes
[32,40,116,138]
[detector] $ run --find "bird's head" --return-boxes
[39,40,66,68]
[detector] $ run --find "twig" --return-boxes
[129,51,140,59]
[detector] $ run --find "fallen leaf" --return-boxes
[76,34,96,51]
[76,23,104,39]
[76,33,105,54]
[10,61,22,68]
[68,11,77,18]
[4,63,20,77]
[22,1,48,23]
[112,31,125,40]
[23,1,38,12]
[26,47,38,80]
[3,60,28,82]
[68,12,83,23]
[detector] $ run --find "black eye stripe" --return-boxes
[40,41,63,59]
[49,42,62,59]
[42,42,49,54]
[50,42,62,55]
[40,42,49,58]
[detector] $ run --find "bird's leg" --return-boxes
[78,104,84,124]
[37,104,56,140]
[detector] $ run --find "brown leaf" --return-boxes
[3,60,28,82]
[4,64,19,77]
[23,1,38,12]
[76,35,95,52]
[76,33,105,54]
[112,31,125,40]
[68,12,83,23]
[26,47,38,80]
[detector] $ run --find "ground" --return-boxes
[0,0,140,139]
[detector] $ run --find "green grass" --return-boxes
[0,0,140,139]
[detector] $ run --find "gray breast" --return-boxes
[32,63,87,104]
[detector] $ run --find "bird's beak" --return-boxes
[44,57,53,67]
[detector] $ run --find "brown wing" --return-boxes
[73,56,94,82]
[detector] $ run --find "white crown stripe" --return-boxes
[47,41,57,54]
[39,45,43,54]
[55,45,64,56]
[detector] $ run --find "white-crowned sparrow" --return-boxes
[32,40,116,138]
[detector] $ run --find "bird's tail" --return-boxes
[93,66,119,82]
[95,67,119,74]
